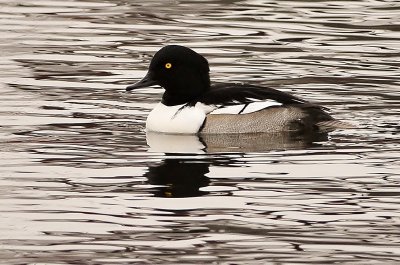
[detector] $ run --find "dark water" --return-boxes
[1,0,400,264]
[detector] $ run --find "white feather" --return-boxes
[210,100,281,115]
[210,105,244,114]
[241,101,281,113]
[146,103,206,134]
[195,102,218,113]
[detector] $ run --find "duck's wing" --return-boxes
[197,83,326,115]
[200,83,306,105]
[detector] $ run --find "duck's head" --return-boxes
[126,45,210,105]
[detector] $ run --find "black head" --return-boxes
[126,45,210,106]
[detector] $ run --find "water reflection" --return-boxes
[145,155,211,198]
[147,131,328,153]
[147,133,205,153]
[2,0,400,264]
[144,131,328,198]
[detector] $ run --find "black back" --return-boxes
[198,83,307,106]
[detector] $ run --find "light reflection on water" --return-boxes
[1,0,400,264]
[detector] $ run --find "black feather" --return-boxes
[198,83,307,106]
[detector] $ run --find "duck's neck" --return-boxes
[161,82,210,106]
[161,90,204,106]
[160,72,211,106]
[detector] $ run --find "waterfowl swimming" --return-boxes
[126,45,346,134]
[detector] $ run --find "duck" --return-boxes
[126,45,348,134]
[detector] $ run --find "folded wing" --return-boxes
[197,83,324,115]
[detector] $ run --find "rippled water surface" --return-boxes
[1,0,400,264]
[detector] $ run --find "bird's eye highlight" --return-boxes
[165,63,172,69]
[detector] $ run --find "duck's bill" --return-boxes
[126,72,157,91]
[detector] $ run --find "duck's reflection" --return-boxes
[145,155,210,198]
[147,131,328,153]
[146,133,206,153]
[144,131,328,197]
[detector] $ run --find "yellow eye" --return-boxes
[165,63,172,69]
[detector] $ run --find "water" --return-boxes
[1,0,400,264]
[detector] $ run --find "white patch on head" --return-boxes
[146,103,207,134]
[210,100,282,115]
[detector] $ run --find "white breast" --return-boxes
[145,100,281,134]
[146,103,207,134]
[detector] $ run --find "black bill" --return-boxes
[126,72,157,91]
